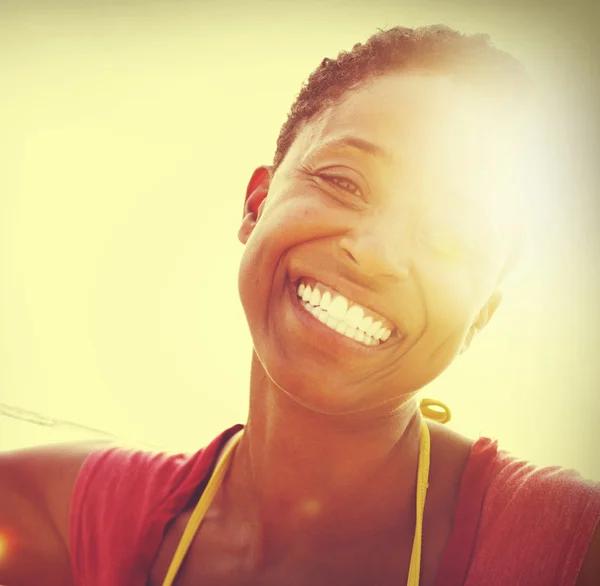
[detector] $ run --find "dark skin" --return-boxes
[150,72,504,585]
[148,72,600,585]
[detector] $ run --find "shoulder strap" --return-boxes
[407,420,431,586]
[434,436,499,586]
[160,429,244,586]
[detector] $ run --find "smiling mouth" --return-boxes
[294,278,396,347]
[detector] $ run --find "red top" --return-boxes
[69,425,600,585]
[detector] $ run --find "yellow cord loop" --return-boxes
[419,398,451,424]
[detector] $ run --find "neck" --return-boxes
[222,352,424,555]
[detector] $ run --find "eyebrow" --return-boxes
[317,135,392,164]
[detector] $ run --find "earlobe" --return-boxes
[238,166,272,244]
[460,290,503,354]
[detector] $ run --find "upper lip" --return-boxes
[292,273,399,334]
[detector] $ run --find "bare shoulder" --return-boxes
[4,440,115,535]
[0,440,114,586]
[5,438,112,482]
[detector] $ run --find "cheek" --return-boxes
[415,264,481,355]
[420,249,487,319]
[427,286,474,336]
[237,247,263,339]
[237,193,335,324]
[252,187,352,257]
[395,287,472,392]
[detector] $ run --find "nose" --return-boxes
[338,222,411,282]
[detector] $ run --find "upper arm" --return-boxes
[0,442,111,586]
[576,521,600,586]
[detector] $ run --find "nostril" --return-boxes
[340,238,410,282]
[343,249,358,265]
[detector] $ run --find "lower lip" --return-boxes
[287,280,385,354]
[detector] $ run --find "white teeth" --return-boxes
[302,285,312,303]
[295,279,395,347]
[344,327,356,339]
[359,315,373,333]
[320,291,331,310]
[326,315,339,329]
[299,303,383,347]
[373,328,387,341]
[309,288,321,306]
[344,305,364,328]
[343,327,355,339]
[328,295,349,320]
[366,320,382,336]
[336,321,347,334]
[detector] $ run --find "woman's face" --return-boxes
[238,72,511,415]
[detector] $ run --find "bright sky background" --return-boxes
[1,1,599,479]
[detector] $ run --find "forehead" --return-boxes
[288,72,519,217]
[324,74,475,144]
[303,73,508,170]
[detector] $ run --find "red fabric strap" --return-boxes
[434,436,499,586]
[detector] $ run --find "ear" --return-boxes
[238,166,272,244]
[460,290,503,355]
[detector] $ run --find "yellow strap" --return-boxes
[161,430,244,586]
[407,420,430,586]
[161,398,448,586]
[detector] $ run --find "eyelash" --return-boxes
[319,174,363,198]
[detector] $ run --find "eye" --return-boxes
[319,174,363,198]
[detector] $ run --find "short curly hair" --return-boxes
[273,24,532,171]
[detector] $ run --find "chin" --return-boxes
[284,374,353,415]
[258,352,400,416]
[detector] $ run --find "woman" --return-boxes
[1,25,599,586]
